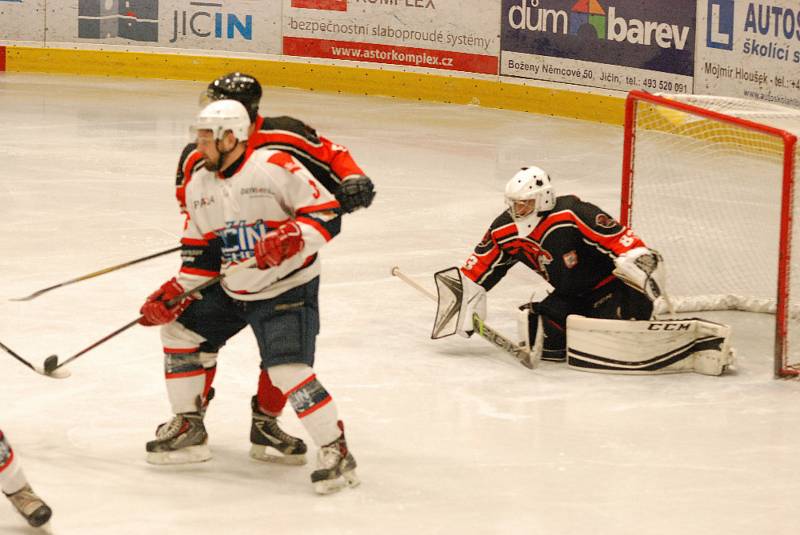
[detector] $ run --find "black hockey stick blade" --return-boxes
[0,341,70,378]
[472,314,536,369]
[41,354,71,379]
[43,354,59,373]
[9,284,65,302]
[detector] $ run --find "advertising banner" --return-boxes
[697,0,800,109]
[46,0,281,55]
[283,0,500,75]
[0,0,45,42]
[500,0,695,93]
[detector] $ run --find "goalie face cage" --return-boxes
[620,90,799,378]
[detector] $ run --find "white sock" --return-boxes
[269,363,342,446]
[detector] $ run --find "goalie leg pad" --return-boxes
[566,316,735,376]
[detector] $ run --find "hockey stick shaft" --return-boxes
[390,266,437,302]
[0,340,36,371]
[11,245,182,302]
[390,267,535,369]
[48,257,257,372]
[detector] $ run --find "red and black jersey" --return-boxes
[461,195,646,297]
[175,114,363,213]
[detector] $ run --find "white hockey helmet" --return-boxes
[504,166,555,219]
[192,99,250,142]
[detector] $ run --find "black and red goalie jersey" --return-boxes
[461,195,646,296]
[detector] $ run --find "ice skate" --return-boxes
[249,396,307,465]
[310,424,359,495]
[4,484,52,528]
[146,411,211,465]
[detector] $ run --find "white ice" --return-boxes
[0,73,796,535]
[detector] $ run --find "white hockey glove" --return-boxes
[612,247,666,302]
[456,273,487,338]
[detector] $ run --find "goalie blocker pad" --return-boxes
[431,267,463,339]
[566,316,735,376]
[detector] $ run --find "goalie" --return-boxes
[435,166,733,375]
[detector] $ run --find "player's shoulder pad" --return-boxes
[178,142,199,166]
[554,195,623,233]
[484,210,516,246]
[259,149,305,175]
[176,142,200,185]
[490,209,514,231]
[260,116,320,142]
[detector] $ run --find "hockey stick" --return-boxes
[10,245,182,302]
[0,340,70,379]
[390,267,536,369]
[41,257,257,376]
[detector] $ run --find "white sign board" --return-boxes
[46,0,282,55]
[0,0,45,42]
[696,0,800,108]
[282,0,500,75]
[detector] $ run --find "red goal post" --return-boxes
[620,90,799,378]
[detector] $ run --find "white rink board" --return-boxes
[45,0,282,54]
[696,0,800,108]
[0,0,44,42]
[283,0,498,55]
[282,0,499,74]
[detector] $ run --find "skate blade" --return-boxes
[146,445,212,465]
[313,470,360,495]
[249,444,307,466]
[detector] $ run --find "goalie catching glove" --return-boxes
[612,247,666,301]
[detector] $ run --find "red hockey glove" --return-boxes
[254,221,305,269]
[139,277,193,326]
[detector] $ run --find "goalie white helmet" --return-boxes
[504,166,555,219]
[193,99,250,142]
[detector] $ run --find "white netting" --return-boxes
[625,93,800,375]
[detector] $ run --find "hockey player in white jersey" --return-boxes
[1,429,52,528]
[139,100,358,494]
[174,72,375,467]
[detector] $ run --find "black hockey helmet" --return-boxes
[204,72,262,122]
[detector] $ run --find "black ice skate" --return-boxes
[4,484,52,528]
[146,411,211,465]
[310,422,359,495]
[249,396,308,465]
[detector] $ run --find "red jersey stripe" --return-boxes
[297,216,333,241]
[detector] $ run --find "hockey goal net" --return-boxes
[620,90,800,378]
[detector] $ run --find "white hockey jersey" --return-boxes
[178,148,341,301]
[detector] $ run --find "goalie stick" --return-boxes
[42,257,258,377]
[10,245,182,302]
[390,266,535,369]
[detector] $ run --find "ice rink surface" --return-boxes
[0,73,797,535]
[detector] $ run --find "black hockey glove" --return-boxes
[336,176,376,213]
